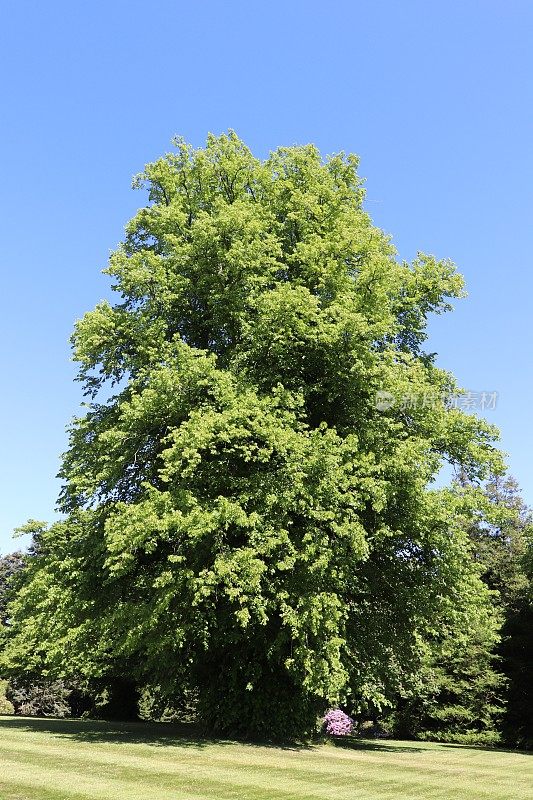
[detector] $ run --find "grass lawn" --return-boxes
[0,716,530,800]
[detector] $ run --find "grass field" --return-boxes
[0,716,530,800]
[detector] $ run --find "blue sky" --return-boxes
[1,0,532,552]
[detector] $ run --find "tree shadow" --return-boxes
[0,717,223,748]
[9,718,516,755]
[0,716,313,751]
[330,736,427,753]
[439,742,532,756]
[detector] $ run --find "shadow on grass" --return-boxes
[439,742,532,756]
[0,716,315,751]
[331,736,426,754]
[7,718,520,756]
[337,737,532,756]
[0,717,207,748]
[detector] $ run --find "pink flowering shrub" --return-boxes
[324,708,354,736]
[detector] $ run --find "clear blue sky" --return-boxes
[1,0,532,553]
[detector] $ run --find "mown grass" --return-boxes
[0,716,530,800]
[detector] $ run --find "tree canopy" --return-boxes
[1,132,503,739]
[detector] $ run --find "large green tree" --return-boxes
[1,133,502,739]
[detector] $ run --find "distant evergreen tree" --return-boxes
[0,551,26,625]
[468,475,531,604]
[390,474,532,746]
[389,536,505,744]
[502,600,533,748]
[476,475,533,749]
[467,474,533,747]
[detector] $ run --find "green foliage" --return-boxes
[138,684,197,722]
[0,133,502,739]
[0,696,14,715]
[0,679,14,715]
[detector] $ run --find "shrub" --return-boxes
[0,679,14,715]
[324,709,354,736]
[417,729,502,746]
[7,680,71,718]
